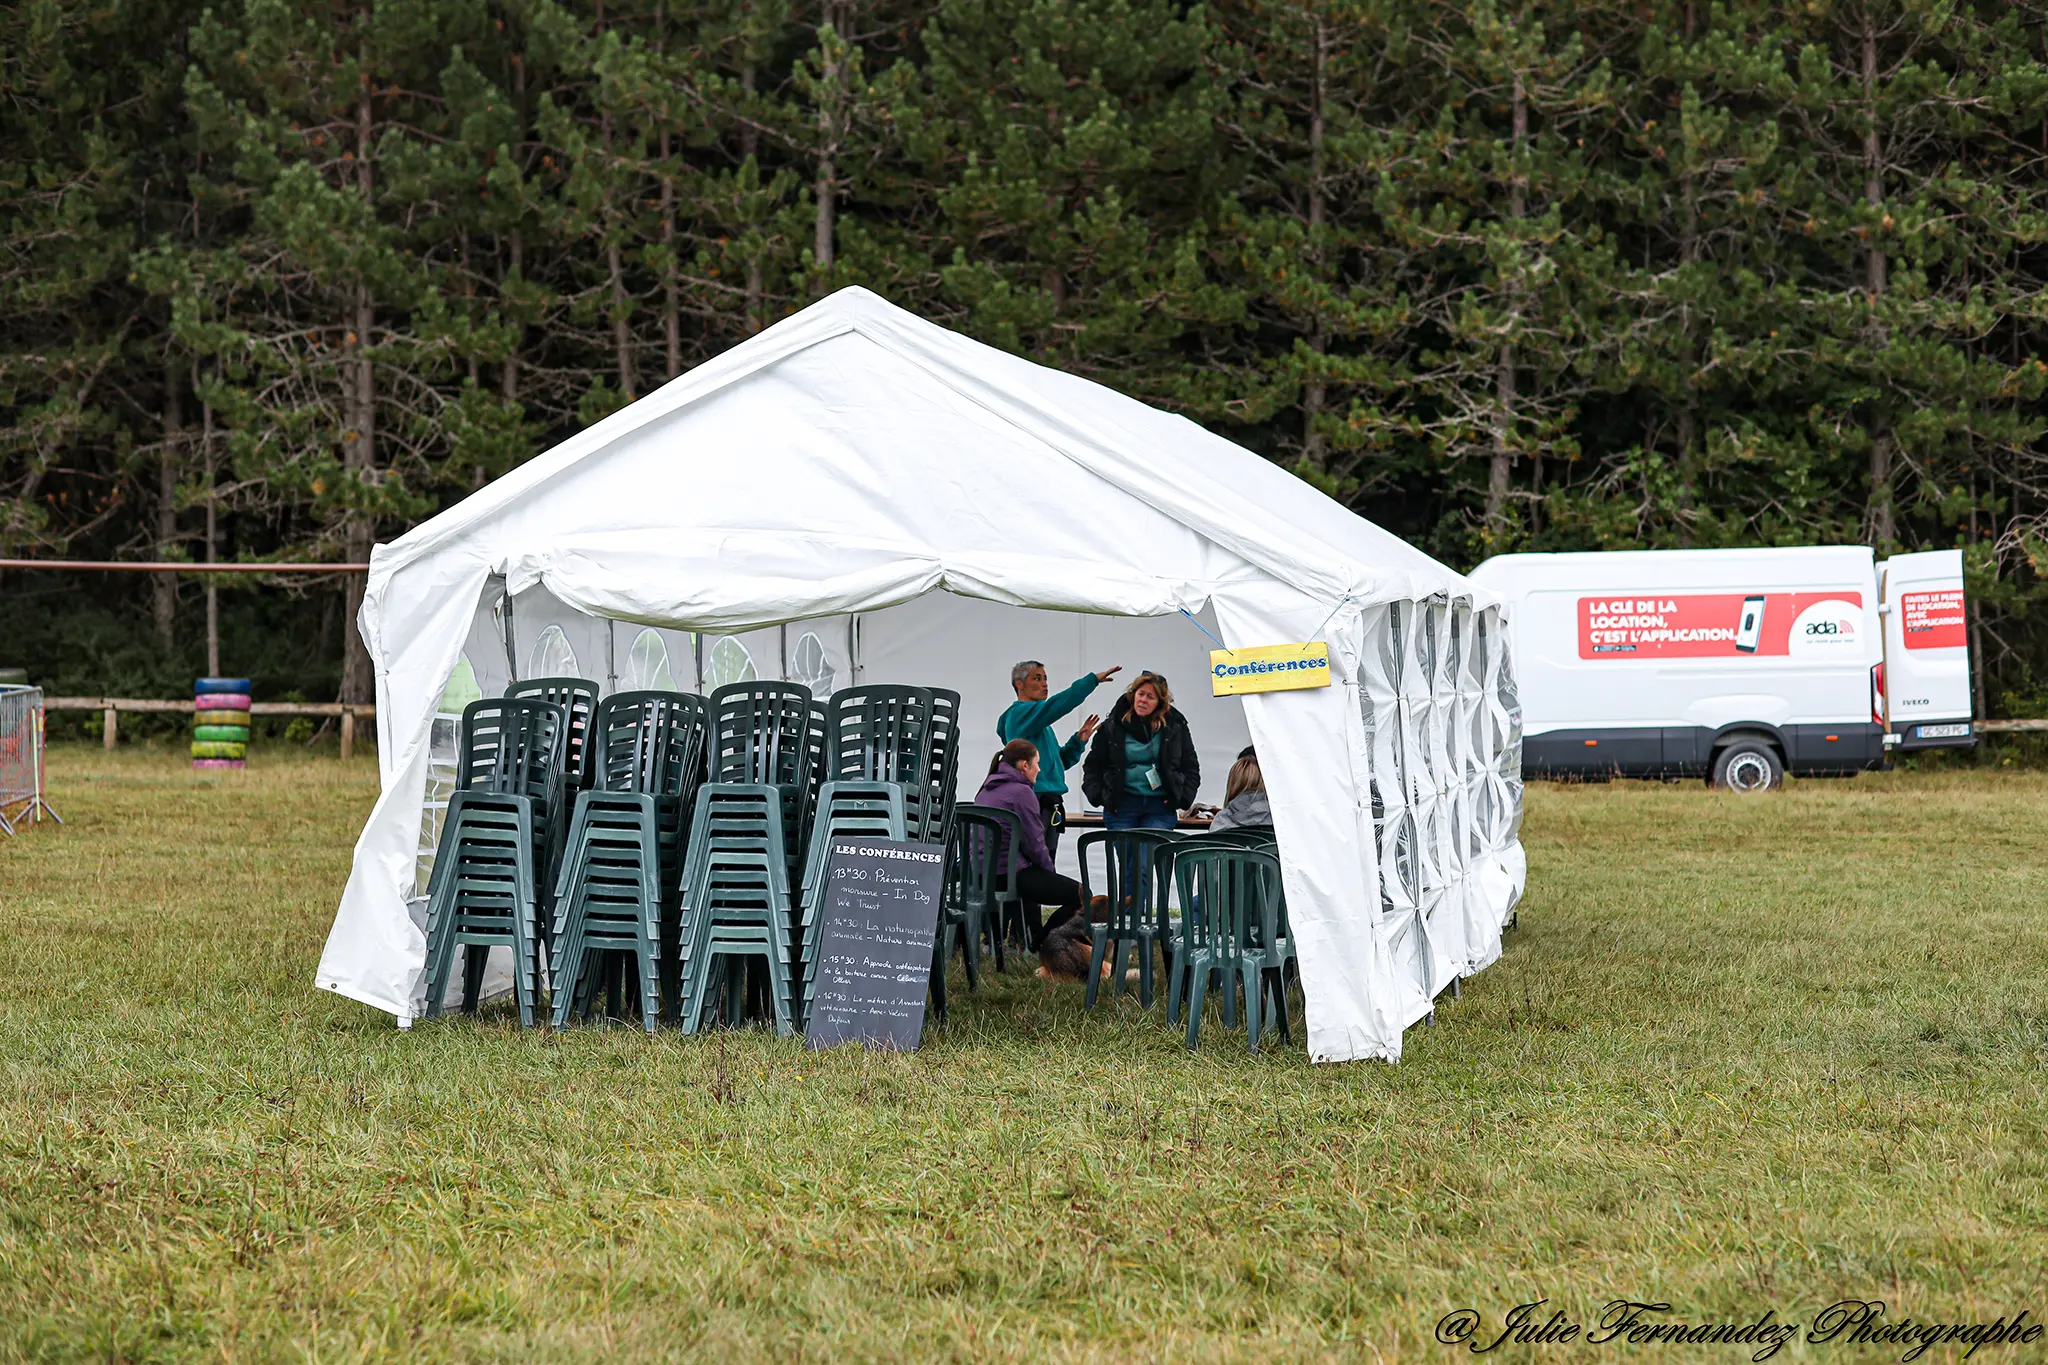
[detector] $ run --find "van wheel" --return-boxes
[1711,740,1783,793]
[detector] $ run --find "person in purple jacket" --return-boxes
[973,739,1085,948]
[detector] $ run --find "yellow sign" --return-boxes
[1209,642,1332,697]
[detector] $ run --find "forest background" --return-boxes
[4,0,2047,725]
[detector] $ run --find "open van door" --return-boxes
[1879,548,1975,750]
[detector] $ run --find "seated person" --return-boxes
[1208,746,1272,832]
[972,740,1085,949]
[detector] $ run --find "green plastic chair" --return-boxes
[710,681,816,887]
[506,677,599,790]
[954,801,1024,962]
[676,782,798,1035]
[550,691,706,1028]
[421,698,565,1025]
[1248,850,1296,1045]
[934,808,1002,1021]
[942,807,1011,988]
[421,795,542,1026]
[1190,825,1276,848]
[924,689,962,844]
[825,686,937,838]
[455,697,570,920]
[1167,845,1287,1051]
[1077,829,1177,1009]
[549,795,664,1031]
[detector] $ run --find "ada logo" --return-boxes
[1786,598,1862,656]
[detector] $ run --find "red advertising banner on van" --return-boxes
[1899,589,1966,650]
[1579,592,1865,659]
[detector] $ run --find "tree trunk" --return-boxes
[609,239,636,401]
[1484,73,1528,538]
[1300,14,1329,472]
[813,0,850,285]
[660,130,680,379]
[341,85,377,707]
[154,357,183,647]
[502,229,523,403]
[1861,19,1895,546]
[742,61,764,332]
[203,390,218,679]
[1674,3,1700,543]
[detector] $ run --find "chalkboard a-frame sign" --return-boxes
[805,837,946,1051]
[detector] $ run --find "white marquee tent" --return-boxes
[317,286,1526,1062]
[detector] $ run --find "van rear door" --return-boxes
[1879,548,1975,749]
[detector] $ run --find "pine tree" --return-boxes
[890,0,1237,402]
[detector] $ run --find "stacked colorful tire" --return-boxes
[193,677,251,769]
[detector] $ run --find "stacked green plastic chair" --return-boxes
[933,807,1002,1021]
[795,779,908,1028]
[923,689,962,842]
[548,796,663,1029]
[709,681,816,886]
[800,700,829,856]
[1166,845,1288,1051]
[550,691,706,1030]
[1077,829,1178,1009]
[421,697,567,1025]
[506,677,599,789]
[457,696,571,921]
[676,782,798,1035]
[824,686,934,835]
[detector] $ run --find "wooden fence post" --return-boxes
[103,704,117,751]
[340,707,355,762]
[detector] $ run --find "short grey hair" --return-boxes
[1011,660,1045,690]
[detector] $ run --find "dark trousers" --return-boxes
[1037,792,1066,860]
[1016,865,1083,950]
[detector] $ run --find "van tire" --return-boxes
[1711,738,1783,793]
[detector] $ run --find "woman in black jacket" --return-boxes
[1081,671,1199,830]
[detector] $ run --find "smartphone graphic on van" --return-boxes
[1735,595,1766,652]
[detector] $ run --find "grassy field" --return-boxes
[2,749,2046,1363]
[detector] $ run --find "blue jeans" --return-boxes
[1104,795,1177,831]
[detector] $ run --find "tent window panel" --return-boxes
[787,630,837,698]
[414,649,481,896]
[439,654,483,714]
[527,623,580,679]
[624,628,679,692]
[703,636,758,689]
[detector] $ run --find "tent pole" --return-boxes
[498,585,517,683]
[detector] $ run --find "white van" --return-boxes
[1469,546,1974,790]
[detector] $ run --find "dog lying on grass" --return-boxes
[1036,896,1115,982]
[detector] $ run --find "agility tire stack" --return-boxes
[193,677,251,768]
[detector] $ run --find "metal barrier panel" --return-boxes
[0,686,45,827]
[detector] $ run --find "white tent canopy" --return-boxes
[317,286,1526,1062]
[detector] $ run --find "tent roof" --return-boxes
[367,286,1486,632]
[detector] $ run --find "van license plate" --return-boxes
[1917,723,1971,739]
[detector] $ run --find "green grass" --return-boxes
[3,749,2046,1362]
